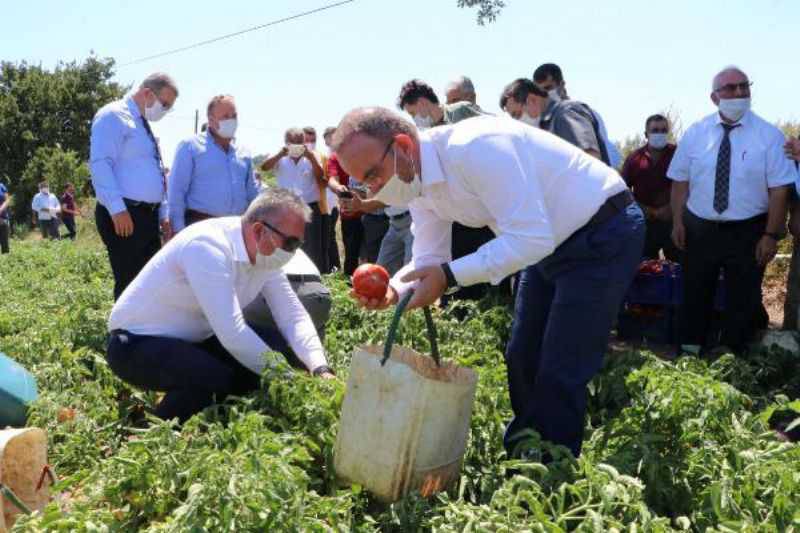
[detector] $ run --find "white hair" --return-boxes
[711,65,748,92]
[140,72,179,97]
[242,186,311,224]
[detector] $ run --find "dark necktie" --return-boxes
[713,123,740,214]
[141,117,167,192]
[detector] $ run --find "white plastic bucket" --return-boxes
[334,295,478,502]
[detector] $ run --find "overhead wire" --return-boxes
[120,0,355,67]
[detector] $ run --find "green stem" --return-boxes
[1,482,32,515]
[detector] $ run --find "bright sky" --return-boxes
[7,0,800,165]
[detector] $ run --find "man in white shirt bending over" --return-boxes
[106,187,335,423]
[332,107,644,458]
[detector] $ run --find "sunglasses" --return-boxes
[260,221,304,253]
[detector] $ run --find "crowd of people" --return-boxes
[18,62,799,457]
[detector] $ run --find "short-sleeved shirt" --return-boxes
[275,156,319,205]
[539,100,608,165]
[621,144,677,208]
[0,183,9,220]
[667,110,797,221]
[442,102,485,125]
[60,192,76,221]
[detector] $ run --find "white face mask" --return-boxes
[519,112,540,128]
[547,88,562,103]
[371,147,422,207]
[717,97,750,123]
[648,133,668,150]
[414,114,434,129]
[41,188,49,195]
[215,118,238,139]
[255,229,295,270]
[144,97,169,122]
[287,144,305,158]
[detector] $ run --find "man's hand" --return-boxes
[160,219,173,242]
[112,211,134,238]
[318,371,336,380]
[783,138,800,162]
[400,265,447,310]
[671,222,686,250]
[756,235,778,267]
[350,284,398,311]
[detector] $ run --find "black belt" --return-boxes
[389,211,410,221]
[123,198,160,211]
[585,190,634,229]
[685,209,766,229]
[287,273,322,283]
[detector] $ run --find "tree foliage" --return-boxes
[0,55,125,222]
[457,0,505,25]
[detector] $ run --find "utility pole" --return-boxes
[194,109,199,134]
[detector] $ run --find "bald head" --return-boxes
[712,66,748,92]
[331,107,417,153]
[445,75,476,105]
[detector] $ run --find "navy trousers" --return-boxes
[504,202,644,457]
[106,325,293,423]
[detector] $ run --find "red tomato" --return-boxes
[352,263,390,300]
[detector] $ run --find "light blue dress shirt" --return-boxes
[167,132,261,232]
[90,95,167,219]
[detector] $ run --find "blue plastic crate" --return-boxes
[668,264,725,311]
[0,352,38,427]
[625,262,680,306]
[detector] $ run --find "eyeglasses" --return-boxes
[260,221,304,253]
[362,139,395,185]
[714,81,753,95]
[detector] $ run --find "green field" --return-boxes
[1,237,799,532]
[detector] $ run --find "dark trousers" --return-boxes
[681,210,766,351]
[106,325,291,423]
[361,213,389,263]
[447,223,497,302]
[38,219,60,239]
[62,217,76,240]
[341,216,364,276]
[504,203,644,457]
[323,208,341,274]
[642,219,681,262]
[0,219,9,254]
[96,203,161,301]
[302,202,327,274]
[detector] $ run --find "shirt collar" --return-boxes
[224,217,251,263]
[205,130,236,153]
[418,132,446,187]
[125,94,142,120]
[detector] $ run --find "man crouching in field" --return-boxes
[106,187,335,423]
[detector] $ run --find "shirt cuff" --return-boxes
[449,253,488,287]
[305,350,329,373]
[106,197,127,215]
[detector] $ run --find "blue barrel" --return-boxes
[0,352,38,427]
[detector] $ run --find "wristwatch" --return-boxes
[312,365,335,377]
[440,263,460,295]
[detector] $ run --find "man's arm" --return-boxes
[89,111,128,215]
[167,141,194,232]
[245,157,263,203]
[261,273,328,373]
[551,107,602,160]
[182,241,283,374]
[305,149,324,181]
[260,149,287,172]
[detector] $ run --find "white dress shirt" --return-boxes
[31,192,61,220]
[108,217,327,374]
[275,156,319,204]
[668,110,797,221]
[390,116,627,295]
